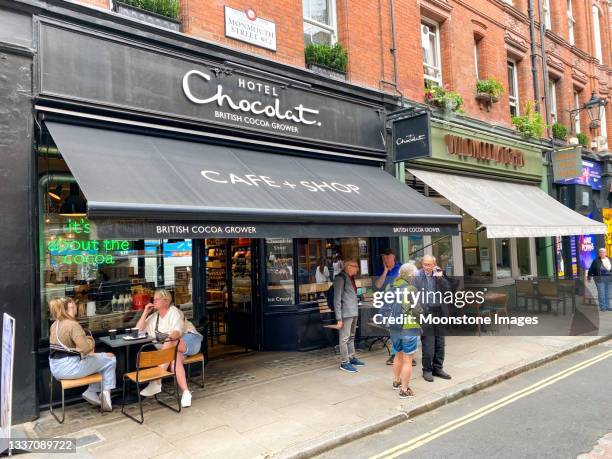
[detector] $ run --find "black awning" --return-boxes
[46,122,460,238]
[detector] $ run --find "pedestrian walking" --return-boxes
[333,259,365,373]
[415,255,452,382]
[588,248,612,311]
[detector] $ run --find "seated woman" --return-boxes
[135,289,203,408]
[48,297,116,411]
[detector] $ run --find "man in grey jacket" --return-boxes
[333,260,365,373]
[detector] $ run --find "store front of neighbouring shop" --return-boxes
[27,7,462,413]
[402,117,606,287]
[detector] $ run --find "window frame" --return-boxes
[573,91,581,134]
[507,60,519,117]
[474,40,480,80]
[303,0,338,45]
[549,79,558,123]
[421,18,443,87]
[543,0,552,30]
[567,0,575,45]
[592,5,603,63]
[601,107,608,149]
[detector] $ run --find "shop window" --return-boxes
[567,0,575,45]
[496,238,512,279]
[297,238,371,309]
[461,213,491,283]
[517,238,532,276]
[421,19,442,87]
[592,5,603,63]
[303,0,337,45]
[432,237,454,276]
[507,60,519,117]
[265,238,295,306]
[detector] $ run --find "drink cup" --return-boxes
[131,328,139,338]
[109,329,117,340]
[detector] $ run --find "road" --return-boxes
[318,340,612,459]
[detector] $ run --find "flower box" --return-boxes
[307,63,347,81]
[114,1,181,31]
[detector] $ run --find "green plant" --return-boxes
[475,77,505,98]
[424,84,464,112]
[511,100,546,139]
[552,122,568,141]
[577,132,589,147]
[304,43,348,73]
[119,0,180,20]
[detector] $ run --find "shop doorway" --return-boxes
[204,238,260,359]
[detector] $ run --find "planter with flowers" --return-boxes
[475,77,504,111]
[511,100,547,139]
[424,85,464,114]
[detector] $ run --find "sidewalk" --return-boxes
[21,312,612,459]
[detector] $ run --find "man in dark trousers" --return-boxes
[415,254,452,382]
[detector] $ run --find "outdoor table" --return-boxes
[98,333,153,403]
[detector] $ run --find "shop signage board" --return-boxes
[224,7,276,51]
[603,208,612,255]
[38,22,385,156]
[551,146,582,182]
[0,313,15,454]
[556,160,602,190]
[444,135,525,167]
[392,111,431,162]
[579,233,596,271]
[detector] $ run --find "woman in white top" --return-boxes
[135,289,202,407]
[315,258,330,283]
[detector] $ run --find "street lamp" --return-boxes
[583,91,608,130]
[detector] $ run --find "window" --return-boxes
[543,0,552,30]
[461,212,491,283]
[601,108,608,149]
[573,91,581,134]
[266,239,295,306]
[517,239,532,276]
[549,79,557,123]
[592,5,603,62]
[303,0,337,45]
[474,40,480,80]
[567,0,575,45]
[496,239,512,279]
[421,20,442,87]
[508,60,519,117]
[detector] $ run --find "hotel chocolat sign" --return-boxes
[224,7,276,51]
[39,23,385,154]
[392,111,431,162]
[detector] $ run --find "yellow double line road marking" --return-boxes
[372,348,612,459]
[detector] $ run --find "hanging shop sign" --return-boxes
[444,135,525,167]
[39,23,385,155]
[556,160,602,190]
[579,233,596,271]
[392,111,431,162]
[551,147,582,182]
[224,7,276,51]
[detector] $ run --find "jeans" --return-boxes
[339,316,357,363]
[49,353,116,392]
[183,332,203,356]
[595,278,611,310]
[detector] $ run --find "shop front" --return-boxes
[26,9,462,412]
[403,117,606,286]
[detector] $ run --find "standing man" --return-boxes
[415,255,452,382]
[588,248,612,311]
[334,259,365,373]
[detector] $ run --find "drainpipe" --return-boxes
[527,0,541,113]
[389,0,399,92]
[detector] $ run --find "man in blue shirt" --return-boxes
[375,249,415,367]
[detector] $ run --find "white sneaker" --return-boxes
[139,380,162,397]
[82,389,101,406]
[100,390,112,412]
[181,390,192,408]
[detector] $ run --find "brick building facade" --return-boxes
[76,0,611,144]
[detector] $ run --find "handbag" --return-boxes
[154,312,170,343]
[49,321,84,359]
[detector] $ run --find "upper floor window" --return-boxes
[573,91,581,134]
[549,79,558,123]
[474,39,481,80]
[543,0,552,30]
[508,60,519,117]
[592,5,603,62]
[567,0,575,45]
[303,0,337,45]
[601,108,608,149]
[422,20,442,87]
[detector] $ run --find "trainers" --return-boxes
[82,389,101,406]
[399,387,416,399]
[181,390,192,408]
[392,380,401,390]
[100,390,112,412]
[339,362,358,373]
[386,355,395,365]
[140,379,162,397]
[350,357,365,366]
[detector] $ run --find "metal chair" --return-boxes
[121,342,180,424]
[49,372,103,424]
[184,352,205,388]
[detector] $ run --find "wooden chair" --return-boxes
[485,293,510,329]
[49,372,102,424]
[121,342,180,424]
[537,280,562,315]
[515,280,538,311]
[184,352,205,388]
[556,279,576,314]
